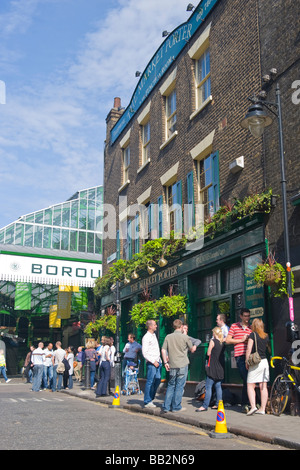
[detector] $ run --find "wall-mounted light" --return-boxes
[147,265,155,275]
[162,31,170,37]
[135,71,141,77]
[158,256,168,268]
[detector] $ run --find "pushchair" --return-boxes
[122,360,142,396]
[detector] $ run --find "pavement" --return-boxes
[60,380,300,450]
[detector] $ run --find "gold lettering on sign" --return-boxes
[130,265,178,294]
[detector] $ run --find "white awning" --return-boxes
[0,253,102,287]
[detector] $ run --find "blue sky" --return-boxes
[0,0,190,228]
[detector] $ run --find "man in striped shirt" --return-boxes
[226,308,251,409]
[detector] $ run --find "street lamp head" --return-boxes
[240,103,273,138]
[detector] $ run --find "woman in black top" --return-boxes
[196,327,225,412]
[245,318,270,415]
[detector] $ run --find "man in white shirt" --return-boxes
[42,343,54,390]
[142,319,162,408]
[109,337,116,394]
[31,342,45,392]
[52,341,66,392]
[216,314,229,339]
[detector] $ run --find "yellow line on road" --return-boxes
[113,407,275,449]
[115,407,209,436]
[73,397,275,450]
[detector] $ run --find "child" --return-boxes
[0,349,11,383]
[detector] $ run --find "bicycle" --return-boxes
[270,356,300,416]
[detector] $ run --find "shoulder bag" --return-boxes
[247,333,261,367]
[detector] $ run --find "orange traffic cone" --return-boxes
[109,385,121,408]
[209,400,233,439]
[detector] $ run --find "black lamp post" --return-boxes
[114,280,122,389]
[240,71,298,341]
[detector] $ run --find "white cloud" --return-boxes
[69,0,190,101]
[0,0,41,35]
[0,0,191,225]
[0,0,65,36]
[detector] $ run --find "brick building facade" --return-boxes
[101,0,300,383]
[257,0,300,355]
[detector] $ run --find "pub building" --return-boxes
[101,0,300,387]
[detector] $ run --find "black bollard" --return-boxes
[85,358,90,388]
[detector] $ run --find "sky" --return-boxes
[0,0,191,228]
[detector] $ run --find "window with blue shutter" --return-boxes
[211,151,220,212]
[116,230,120,260]
[135,214,140,254]
[148,203,154,239]
[198,151,219,218]
[186,171,195,230]
[167,180,182,235]
[127,219,132,259]
[157,196,163,238]
[174,180,182,235]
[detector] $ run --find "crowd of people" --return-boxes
[24,341,76,392]
[140,308,270,416]
[22,337,116,395]
[6,307,270,417]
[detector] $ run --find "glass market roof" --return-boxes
[0,186,103,256]
[0,186,103,319]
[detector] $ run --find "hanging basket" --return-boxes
[264,268,282,286]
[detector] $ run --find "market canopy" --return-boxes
[0,244,102,288]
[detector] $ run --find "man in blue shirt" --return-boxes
[122,334,142,376]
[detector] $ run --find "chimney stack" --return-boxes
[105,97,124,142]
[114,97,121,109]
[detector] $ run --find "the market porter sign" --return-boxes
[110,0,220,144]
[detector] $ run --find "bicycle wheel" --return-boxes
[270,374,289,416]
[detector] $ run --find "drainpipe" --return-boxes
[265,238,274,357]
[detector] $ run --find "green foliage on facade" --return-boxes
[130,294,187,327]
[84,313,117,337]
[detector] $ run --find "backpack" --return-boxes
[57,362,65,374]
[194,380,206,401]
